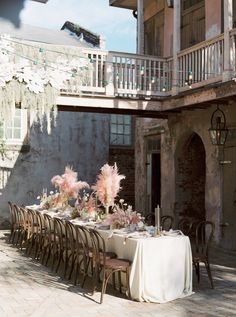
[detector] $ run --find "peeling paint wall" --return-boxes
[0,111,110,226]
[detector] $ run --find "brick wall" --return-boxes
[176,133,206,221]
[109,148,135,208]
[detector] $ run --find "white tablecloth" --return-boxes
[98,230,193,303]
[26,207,192,303]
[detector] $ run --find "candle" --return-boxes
[155,205,160,229]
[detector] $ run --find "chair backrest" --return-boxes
[13,204,23,227]
[65,220,77,253]
[75,225,91,257]
[8,201,16,226]
[195,221,215,256]
[35,210,46,234]
[54,217,65,246]
[178,217,193,236]
[145,213,155,226]
[19,207,29,231]
[27,208,39,234]
[161,215,174,231]
[89,228,106,267]
[43,213,54,243]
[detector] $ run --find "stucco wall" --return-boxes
[0,111,110,226]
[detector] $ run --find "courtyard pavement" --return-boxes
[0,230,235,317]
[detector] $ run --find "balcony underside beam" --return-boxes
[56,95,179,118]
[162,80,236,111]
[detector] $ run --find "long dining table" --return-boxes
[27,206,193,303]
[72,220,193,303]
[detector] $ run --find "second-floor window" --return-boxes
[0,108,28,144]
[110,114,132,146]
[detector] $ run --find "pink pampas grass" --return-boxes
[51,166,89,200]
[92,163,125,213]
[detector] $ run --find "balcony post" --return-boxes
[223,0,233,82]
[172,0,180,95]
[137,0,144,54]
[105,53,115,96]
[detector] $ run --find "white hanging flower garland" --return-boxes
[0,35,91,133]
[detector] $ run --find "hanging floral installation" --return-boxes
[0,35,91,132]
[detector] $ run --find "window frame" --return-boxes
[0,108,28,145]
[109,114,134,148]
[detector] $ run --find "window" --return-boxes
[0,108,28,144]
[182,0,204,11]
[110,114,132,146]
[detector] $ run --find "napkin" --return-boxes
[162,229,184,237]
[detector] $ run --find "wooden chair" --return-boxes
[89,228,131,304]
[161,215,174,231]
[178,217,193,236]
[72,224,92,286]
[145,213,155,226]
[8,201,16,243]
[192,220,215,289]
[41,213,56,267]
[25,208,41,257]
[8,204,24,248]
[52,217,67,273]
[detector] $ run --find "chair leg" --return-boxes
[73,262,79,286]
[100,271,110,304]
[126,268,131,299]
[194,262,200,284]
[118,271,122,293]
[205,261,214,289]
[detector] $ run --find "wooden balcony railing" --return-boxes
[61,31,236,98]
[177,34,224,89]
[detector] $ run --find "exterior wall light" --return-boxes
[209,106,228,145]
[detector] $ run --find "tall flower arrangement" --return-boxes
[92,163,125,214]
[51,166,89,208]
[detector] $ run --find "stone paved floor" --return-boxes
[0,230,235,317]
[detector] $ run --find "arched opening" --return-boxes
[175,133,206,222]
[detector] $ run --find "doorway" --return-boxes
[146,137,161,213]
[175,133,206,222]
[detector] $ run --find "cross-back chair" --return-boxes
[192,220,215,289]
[161,215,174,231]
[89,228,131,304]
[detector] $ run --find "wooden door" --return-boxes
[144,10,164,56]
[181,0,205,50]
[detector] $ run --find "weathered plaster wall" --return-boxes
[0,111,110,226]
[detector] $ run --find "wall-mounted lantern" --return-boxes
[208,106,228,145]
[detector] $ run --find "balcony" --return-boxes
[62,30,236,101]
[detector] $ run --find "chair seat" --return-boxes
[105,258,131,270]
[193,253,208,263]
